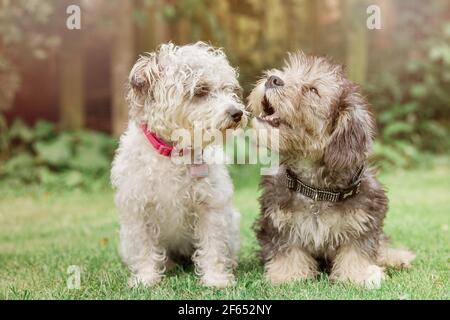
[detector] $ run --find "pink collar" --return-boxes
[140,123,180,157]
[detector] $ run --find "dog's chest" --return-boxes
[145,160,231,215]
[148,166,210,210]
[145,167,208,240]
[150,165,232,245]
[274,199,371,253]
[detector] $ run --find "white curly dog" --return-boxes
[111,42,247,288]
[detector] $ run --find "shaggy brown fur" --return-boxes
[248,52,415,288]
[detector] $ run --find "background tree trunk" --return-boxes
[111,0,135,136]
[59,0,84,130]
[307,0,321,53]
[344,0,368,85]
[154,0,170,44]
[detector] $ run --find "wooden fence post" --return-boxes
[111,0,135,136]
[59,0,84,130]
[344,0,368,85]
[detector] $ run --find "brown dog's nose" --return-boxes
[227,107,243,123]
[265,75,284,89]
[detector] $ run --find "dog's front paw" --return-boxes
[265,268,315,285]
[362,265,385,289]
[264,250,317,285]
[128,272,162,288]
[201,273,235,288]
[332,264,385,289]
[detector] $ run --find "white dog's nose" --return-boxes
[227,107,243,123]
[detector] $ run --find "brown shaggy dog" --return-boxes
[248,52,415,288]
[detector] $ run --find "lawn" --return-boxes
[0,164,449,300]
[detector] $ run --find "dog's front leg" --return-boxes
[331,241,385,289]
[118,208,166,288]
[193,207,236,288]
[265,247,318,284]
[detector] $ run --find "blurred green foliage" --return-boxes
[0,116,117,190]
[368,5,450,169]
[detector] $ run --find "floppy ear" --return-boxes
[127,53,160,123]
[128,53,160,95]
[323,86,374,171]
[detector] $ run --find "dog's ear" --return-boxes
[127,53,160,123]
[128,53,160,95]
[323,84,374,171]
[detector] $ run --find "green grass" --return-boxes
[0,164,449,300]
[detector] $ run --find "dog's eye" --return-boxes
[233,87,243,99]
[194,85,210,98]
[310,87,319,96]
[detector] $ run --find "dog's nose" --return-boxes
[227,107,243,123]
[265,75,284,89]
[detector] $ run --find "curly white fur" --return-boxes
[111,42,245,288]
